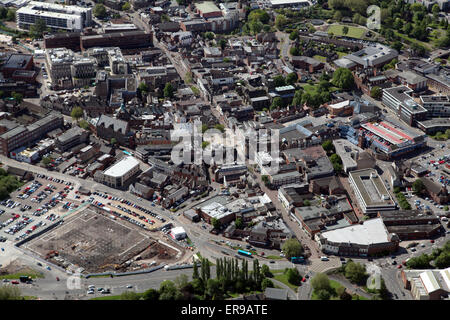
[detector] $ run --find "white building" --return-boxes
[348,168,397,215]
[101,156,140,188]
[170,226,187,240]
[16,1,92,32]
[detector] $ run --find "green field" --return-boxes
[337,51,348,58]
[266,255,283,260]
[0,270,44,280]
[327,25,366,39]
[313,55,327,63]
[273,273,299,292]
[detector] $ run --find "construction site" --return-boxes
[22,206,183,273]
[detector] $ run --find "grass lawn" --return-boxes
[327,25,366,39]
[313,55,327,63]
[266,255,283,260]
[300,83,316,93]
[0,270,44,280]
[337,51,347,58]
[273,273,299,292]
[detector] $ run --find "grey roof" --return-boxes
[0,125,27,140]
[96,114,129,133]
[57,126,85,143]
[264,288,288,300]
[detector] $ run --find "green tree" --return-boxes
[29,19,47,38]
[11,92,23,104]
[261,175,269,185]
[6,8,15,21]
[174,274,189,290]
[273,75,286,87]
[311,273,332,292]
[204,32,215,40]
[205,278,222,299]
[370,86,382,99]
[120,291,141,300]
[292,89,303,106]
[78,120,90,130]
[270,97,283,110]
[275,14,287,30]
[286,268,301,285]
[282,238,303,260]
[142,288,159,300]
[406,254,432,269]
[261,264,273,278]
[316,289,331,300]
[286,72,298,85]
[289,46,300,56]
[332,67,354,90]
[163,83,174,99]
[93,4,107,19]
[289,30,299,40]
[71,106,83,121]
[248,9,270,24]
[434,252,450,269]
[261,278,274,290]
[214,124,225,133]
[344,261,367,285]
[322,140,334,153]
[193,260,199,280]
[122,2,131,10]
[218,38,227,50]
[342,26,349,35]
[432,4,440,16]
[235,218,244,229]
[211,218,221,230]
[333,10,342,21]
[0,286,22,300]
[201,141,210,149]
[138,82,149,94]
[159,280,182,300]
[412,179,425,195]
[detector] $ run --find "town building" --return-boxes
[348,168,397,216]
[0,113,63,156]
[420,95,450,118]
[358,120,427,159]
[316,217,399,257]
[378,210,442,240]
[98,156,141,188]
[382,86,427,126]
[16,1,92,32]
[55,126,89,152]
[401,268,450,300]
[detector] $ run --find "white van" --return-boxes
[320,256,329,261]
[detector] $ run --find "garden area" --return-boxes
[327,24,366,39]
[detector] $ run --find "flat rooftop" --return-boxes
[361,121,415,146]
[321,217,391,245]
[417,118,450,128]
[103,156,139,177]
[349,168,394,207]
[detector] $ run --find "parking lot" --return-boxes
[0,174,78,242]
[87,191,167,231]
